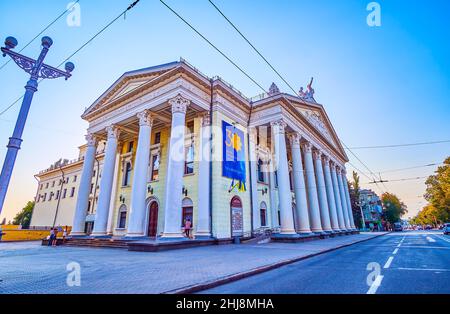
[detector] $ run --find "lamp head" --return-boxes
[4,36,18,49]
[65,62,75,73]
[41,36,53,48]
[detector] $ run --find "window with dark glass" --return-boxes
[70,187,75,197]
[150,155,159,181]
[127,141,134,153]
[154,132,161,145]
[185,146,194,175]
[257,159,265,183]
[123,162,132,186]
[260,208,267,227]
[186,121,194,134]
[182,206,193,227]
[118,206,127,229]
[56,190,60,200]
[63,189,67,198]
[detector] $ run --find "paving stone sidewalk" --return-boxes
[0,232,387,294]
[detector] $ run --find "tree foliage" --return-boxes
[411,157,450,225]
[349,171,362,228]
[381,192,407,223]
[12,201,34,229]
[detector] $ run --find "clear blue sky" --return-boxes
[0,0,449,221]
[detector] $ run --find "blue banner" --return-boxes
[222,120,246,192]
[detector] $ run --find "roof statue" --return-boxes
[268,82,280,96]
[298,77,316,103]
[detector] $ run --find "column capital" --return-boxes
[270,120,287,133]
[288,132,301,147]
[301,141,312,153]
[312,149,322,160]
[106,125,120,140]
[169,94,190,114]
[137,110,154,127]
[85,133,97,147]
[322,154,331,164]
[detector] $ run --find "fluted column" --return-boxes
[289,133,311,234]
[248,127,260,230]
[71,134,97,235]
[342,170,356,229]
[126,111,153,237]
[322,155,340,231]
[162,95,190,238]
[313,150,333,232]
[271,120,296,235]
[331,163,346,230]
[268,158,279,228]
[195,113,211,237]
[337,166,351,230]
[92,125,120,236]
[303,142,323,233]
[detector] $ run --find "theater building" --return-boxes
[31,59,356,240]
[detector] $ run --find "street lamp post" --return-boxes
[0,36,74,214]
[356,201,366,231]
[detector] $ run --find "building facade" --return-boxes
[359,189,383,230]
[31,59,356,239]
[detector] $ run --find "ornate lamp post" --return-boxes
[0,36,74,214]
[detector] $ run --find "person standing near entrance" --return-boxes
[184,219,192,239]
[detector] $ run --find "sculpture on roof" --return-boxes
[268,82,280,96]
[298,77,316,103]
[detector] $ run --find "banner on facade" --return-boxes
[222,120,246,192]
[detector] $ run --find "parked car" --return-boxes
[425,225,432,230]
[393,222,403,232]
[443,223,450,235]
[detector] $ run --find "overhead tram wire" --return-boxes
[345,139,450,150]
[204,0,386,194]
[0,0,81,72]
[0,0,141,117]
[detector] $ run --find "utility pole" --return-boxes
[0,36,74,214]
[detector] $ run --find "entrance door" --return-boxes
[230,196,243,237]
[147,201,158,237]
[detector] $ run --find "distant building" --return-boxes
[359,189,383,230]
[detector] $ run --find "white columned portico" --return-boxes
[162,95,190,238]
[91,125,120,236]
[302,142,323,233]
[195,113,211,237]
[322,156,340,231]
[248,127,260,230]
[342,171,356,230]
[337,167,351,230]
[289,133,311,234]
[313,150,333,232]
[126,110,153,237]
[331,163,346,231]
[106,148,121,235]
[271,120,296,235]
[71,134,97,235]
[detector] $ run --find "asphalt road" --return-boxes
[199,231,450,294]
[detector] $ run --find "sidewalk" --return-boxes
[0,232,387,294]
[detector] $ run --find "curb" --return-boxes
[163,232,390,294]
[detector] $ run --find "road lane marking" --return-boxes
[435,235,450,244]
[426,236,436,243]
[397,267,450,272]
[384,256,394,269]
[366,275,384,294]
[392,248,399,255]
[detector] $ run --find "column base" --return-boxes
[90,232,109,238]
[194,231,212,239]
[279,228,297,235]
[69,232,86,237]
[160,232,184,239]
[125,232,146,238]
[297,229,313,234]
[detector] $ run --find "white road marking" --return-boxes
[393,248,399,255]
[384,256,394,269]
[397,267,450,272]
[435,235,450,243]
[367,275,384,294]
[426,236,436,243]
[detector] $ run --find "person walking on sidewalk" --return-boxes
[48,228,55,247]
[184,219,192,239]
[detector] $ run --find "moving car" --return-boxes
[393,222,403,232]
[443,223,450,235]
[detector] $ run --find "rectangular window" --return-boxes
[40,184,43,190]
[43,193,47,201]
[186,121,194,134]
[52,181,55,187]
[36,194,40,203]
[70,187,75,197]
[127,141,134,153]
[56,190,60,200]
[184,146,194,175]
[63,189,67,199]
[73,175,77,182]
[154,132,161,145]
[150,155,159,181]
[118,211,127,229]
[123,162,132,186]
[46,182,49,189]
[90,183,94,194]
[92,170,96,178]
[49,192,53,201]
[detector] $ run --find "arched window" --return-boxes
[260,202,267,227]
[182,197,193,227]
[230,196,243,236]
[117,204,127,229]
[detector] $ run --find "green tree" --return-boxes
[349,171,362,228]
[381,192,407,223]
[424,156,450,223]
[12,201,34,229]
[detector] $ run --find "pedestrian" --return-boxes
[184,219,192,239]
[48,228,54,247]
[63,226,68,244]
[52,227,58,246]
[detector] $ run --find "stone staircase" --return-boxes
[64,237,130,249]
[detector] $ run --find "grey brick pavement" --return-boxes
[0,233,386,294]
